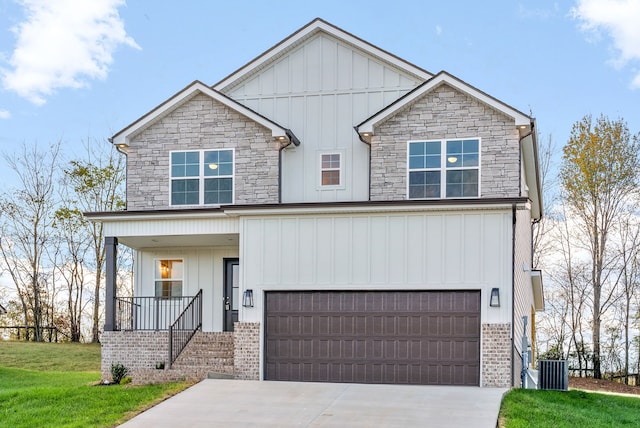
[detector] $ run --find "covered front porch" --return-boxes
[87,209,261,383]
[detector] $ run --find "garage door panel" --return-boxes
[265,291,480,385]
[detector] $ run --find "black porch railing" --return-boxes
[115,295,197,331]
[169,290,203,368]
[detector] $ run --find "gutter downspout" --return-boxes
[278,141,292,204]
[511,203,517,387]
[353,126,372,201]
[278,129,300,204]
[109,137,128,210]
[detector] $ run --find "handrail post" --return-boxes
[168,324,173,369]
[155,297,160,331]
[167,289,203,368]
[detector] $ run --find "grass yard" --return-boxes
[500,388,640,427]
[0,341,190,428]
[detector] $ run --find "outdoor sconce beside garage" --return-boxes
[243,289,254,308]
[489,288,500,307]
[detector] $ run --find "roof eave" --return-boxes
[110,81,294,146]
[357,71,531,135]
[521,123,543,220]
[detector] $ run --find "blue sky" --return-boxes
[0,0,639,191]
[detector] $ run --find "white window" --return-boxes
[320,153,341,186]
[154,259,183,298]
[408,139,480,199]
[170,149,234,205]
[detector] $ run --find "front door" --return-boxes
[223,259,239,331]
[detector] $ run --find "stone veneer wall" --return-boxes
[233,322,260,380]
[482,323,512,387]
[370,83,521,201]
[126,93,280,210]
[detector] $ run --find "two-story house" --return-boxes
[88,18,543,388]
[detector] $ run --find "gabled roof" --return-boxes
[213,18,433,92]
[356,71,532,134]
[111,81,298,147]
[355,70,542,220]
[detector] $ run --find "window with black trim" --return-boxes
[408,139,480,199]
[170,149,234,205]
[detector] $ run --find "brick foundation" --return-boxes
[101,331,169,382]
[233,322,260,380]
[101,330,234,384]
[482,323,512,387]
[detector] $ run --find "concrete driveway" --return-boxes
[120,380,508,428]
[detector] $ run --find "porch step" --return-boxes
[208,372,234,379]
[169,331,235,379]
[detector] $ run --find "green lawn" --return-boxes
[0,341,190,428]
[500,388,640,427]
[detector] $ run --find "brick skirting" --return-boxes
[103,322,511,386]
[101,330,235,384]
[233,322,260,380]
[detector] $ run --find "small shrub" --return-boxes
[121,376,133,385]
[111,363,129,384]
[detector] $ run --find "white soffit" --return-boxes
[213,18,433,92]
[357,71,532,134]
[531,269,544,311]
[111,81,289,145]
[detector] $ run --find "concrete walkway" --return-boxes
[120,380,508,427]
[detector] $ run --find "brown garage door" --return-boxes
[265,291,480,385]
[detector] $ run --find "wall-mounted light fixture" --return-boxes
[490,288,500,307]
[242,289,254,308]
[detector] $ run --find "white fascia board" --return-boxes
[223,201,529,217]
[358,73,531,134]
[84,210,229,223]
[213,18,432,92]
[521,132,542,220]
[111,81,288,146]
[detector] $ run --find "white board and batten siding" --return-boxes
[137,247,239,332]
[240,210,514,325]
[224,33,424,203]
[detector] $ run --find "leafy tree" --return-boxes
[52,206,90,342]
[63,143,125,342]
[560,114,640,378]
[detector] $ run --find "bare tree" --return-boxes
[615,214,640,384]
[532,134,558,269]
[0,143,60,341]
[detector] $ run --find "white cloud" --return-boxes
[0,110,10,119]
[435,25,442,36]
[518,3,560,20]
[572,0,640,88]
[0,0,140,105]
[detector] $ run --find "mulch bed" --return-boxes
[569,376,640,396]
